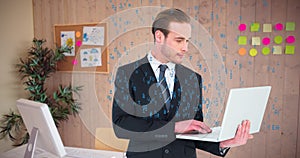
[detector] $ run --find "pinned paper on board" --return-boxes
[263,24,272,32]
[60,31,75,56]
[80,48,102,67]
[238,36,247,45]
[286,22,295,31]
[251,23,260,32]
[249,48,258,57]
[273,46,282,54]
[83,26,105,46]
[285,45,295,55]
[252,37,261,45]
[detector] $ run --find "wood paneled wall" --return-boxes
[33,0,300,157]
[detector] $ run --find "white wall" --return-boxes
[0,0,34,152]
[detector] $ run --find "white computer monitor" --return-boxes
[16,98,67,158]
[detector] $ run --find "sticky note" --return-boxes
[262,37,271,45]
[286,22,295,31]
[275,23,284,31]
[238,36,247,45]
[252,37,261,45]
[249,48,258,57]
[263,24,272,32]
[262,47,270,55]
[273,46,282,54]
[286,36,295,44]
[251,23,260,32]
[274,36,283,44]
[285,45,295,55]
[239,24,247,31]
[239,48,247,56]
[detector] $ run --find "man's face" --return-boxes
[159,22,191,64]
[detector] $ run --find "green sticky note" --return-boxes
[286,22,295,31]
[274,36,283,44]
[263,24,272,32]
[262,47,270,55]
[252,37,261,45]
[251,22,260,32]
[285,45,295,55]
[273,46,282,54]
[238,36,247,45]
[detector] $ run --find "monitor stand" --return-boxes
[24,127,38,158]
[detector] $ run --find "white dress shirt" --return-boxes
[147,52,175,98]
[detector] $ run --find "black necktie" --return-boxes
[158,65,171,111]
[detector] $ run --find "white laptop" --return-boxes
[176,86,271,142]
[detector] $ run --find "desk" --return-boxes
[0,145,126,158]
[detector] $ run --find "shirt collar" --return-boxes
[147,51,176,72]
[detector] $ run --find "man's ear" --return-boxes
[155,30,165,44]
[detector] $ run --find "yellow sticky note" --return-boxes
[252,37,261,45]
[263,24,272,32]
[286,22,295,31]
[238,36,247,45]
[249,48,258,57]
[273,46,282,54]
[251,22,260,32]
[285,45,295,55]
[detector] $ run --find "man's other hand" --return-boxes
[220,120,254,148]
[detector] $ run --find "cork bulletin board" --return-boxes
[54,23,108,73]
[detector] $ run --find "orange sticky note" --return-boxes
[239,48,247,56]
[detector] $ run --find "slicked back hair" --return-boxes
[152,8,190,42]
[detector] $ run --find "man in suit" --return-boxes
[112,8,252,158]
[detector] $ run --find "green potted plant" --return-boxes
[0,38,82,145]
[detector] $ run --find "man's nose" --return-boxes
[182,41,188,52]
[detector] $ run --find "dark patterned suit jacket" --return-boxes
[112,56,228,158]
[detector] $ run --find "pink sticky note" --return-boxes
[239,24,247,31]
[275,23,284,31]
[72,59,78,65]
[76,40,82,47]
[286,36,295,43]
[262,37,270,45]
